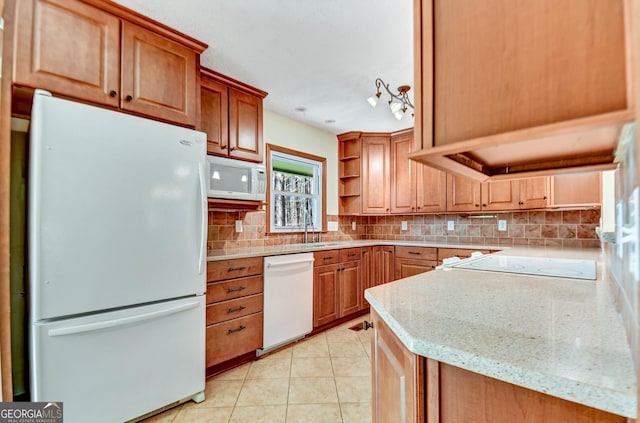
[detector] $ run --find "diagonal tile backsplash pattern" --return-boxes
[207,209,601,252]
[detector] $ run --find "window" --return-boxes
[266,144,326,233]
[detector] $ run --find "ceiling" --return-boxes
[113,0,415,135]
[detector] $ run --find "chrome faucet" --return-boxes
[303,206,312,243]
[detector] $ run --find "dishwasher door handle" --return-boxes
[266,258,315,268]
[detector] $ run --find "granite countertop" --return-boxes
[207,239,503,261]
[365,247,636,418]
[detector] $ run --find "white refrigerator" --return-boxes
[28,90,207,422]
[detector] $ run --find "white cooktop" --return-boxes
[452,254,597,280]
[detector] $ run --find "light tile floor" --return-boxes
[141,315,372,423]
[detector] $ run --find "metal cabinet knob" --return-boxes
[109,90,117,97]
[363,321,374,330]
[125,95,133,102]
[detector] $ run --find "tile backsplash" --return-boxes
[207,208,601,251]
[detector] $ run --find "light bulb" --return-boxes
[367,92,380,108]
[389,101,402,114]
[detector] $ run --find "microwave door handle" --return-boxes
[197,162,207,275]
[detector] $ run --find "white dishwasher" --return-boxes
[260,253,314,355]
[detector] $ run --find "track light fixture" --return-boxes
[367,77,414,120]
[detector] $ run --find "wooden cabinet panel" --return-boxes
[432,0,627,146]
[372,310,425,423]
[339,261,361,317]
[121,22,197,126]
[481,180,519,211]
[206,275,263,304]
[313,264,340,327]
[362,135,391,214]
[446,174,482,212]
[314,250,340,265]
[551,172,602,206]
[14,0,120,107]
[395,258,437,279]
[200,77,229,155]
[360,247,374,309]
[229,89,263,162]
[438,363,626,423]
[340,248,361,262]
[206,293,263,325]
[206,312,262,367]
[416,165,447,212]
[519,177,549,209]
[374,246,395,286]
[207,257,263,282]
[395,246,437,261]
[391,132,416,213]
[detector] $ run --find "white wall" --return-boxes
[263,110,339,215]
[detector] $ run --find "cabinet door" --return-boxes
[391,133,416,213]
[229,89,263,162]
[447,174,482,212]
[339,261,361,317]
[519,177,549,209]
[360,247,373,310]
[200,77,229,155]
[416,165,447,212]
[121,22,197,126]
[481,180,520,211]
[395,258,437,279]
[551,172,601,206]
[372,310,424,423]
[313,264,339,327]
[14,0,120,107]
[379,246,395,284]
[362,135,391,214]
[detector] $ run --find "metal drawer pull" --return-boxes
[228,266,247,272]
[408,251,421,255]
[228,305,247,313]
[227,286,246,293]
[227,325,246,334]
[323,256,334,260]
[363,321,374,331]
[347,253,357,257]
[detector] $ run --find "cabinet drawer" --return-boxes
[437,248,490,262]
[207,257,263,282]
[314,250,339,266]
[395,246,437,260]
[206,275,263,304]
[206,312,262,367]
[206,294,263,325]
[340,248,361,262]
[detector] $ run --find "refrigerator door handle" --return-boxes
[47,301,200,337]
[198,162,207,275]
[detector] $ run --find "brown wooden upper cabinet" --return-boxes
[199,68,267,162]
[361,134,391,214]
[550,171,602,207]
[411,0,633,180]
[391,129,446,213]
[12,0,206,126]
[447,174,549,212]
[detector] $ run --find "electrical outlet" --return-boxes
[235,220,243,233]
[351,221,356,231]
[498,220,507,231]
[447,220,455,231]
[401,221,408,231]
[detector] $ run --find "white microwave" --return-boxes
[206,155,266,201]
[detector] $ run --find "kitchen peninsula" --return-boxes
[365,247,635,422]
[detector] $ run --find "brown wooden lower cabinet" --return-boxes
[371,310,627,423]
[313,262,340,327]
[395,246,437,279]
[206,258,264,368]
[373,246,395,286]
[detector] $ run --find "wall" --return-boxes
[207,209,601,251]
[263,110,338,215]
